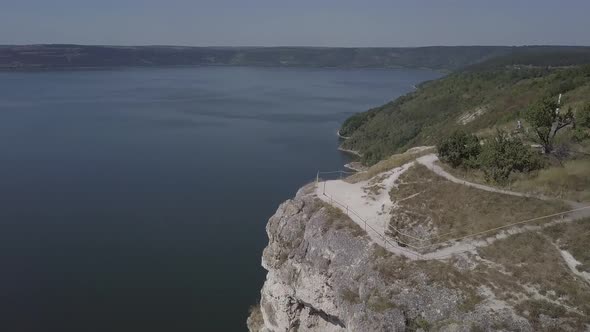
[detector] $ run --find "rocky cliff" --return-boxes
[246,183,583,332]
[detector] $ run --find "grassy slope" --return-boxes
[388,164,567,243]
[479,230,590,329]
[341,51,590,165]
[436,154,590,203]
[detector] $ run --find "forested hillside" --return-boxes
[340,49,590,164]
[0,45,513,71]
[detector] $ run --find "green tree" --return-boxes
[525,97,574,153]
[578,103,590,128]
[572,104,590,142]
[438,130,481,168]
[479,131,542,184]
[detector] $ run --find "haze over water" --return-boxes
[0,66,441,331]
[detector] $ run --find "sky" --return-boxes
[1,0,590,47]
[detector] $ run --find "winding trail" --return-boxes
[316,153,590,260]
[416,153,590,219]
[416,154,539,199]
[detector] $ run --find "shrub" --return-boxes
[478,131,543,184]
[438,130,481,168]
[578,103,590,128]
[572,128,590,142]
[340,111,374,137]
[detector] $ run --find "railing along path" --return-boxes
[316,170,590,260]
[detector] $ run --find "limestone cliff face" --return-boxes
[248,184,534,332]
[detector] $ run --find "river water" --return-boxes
[0,66,441,331]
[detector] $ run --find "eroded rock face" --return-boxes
[249,184,534,332]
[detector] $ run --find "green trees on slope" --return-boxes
[438,131,480,168]
[579,104,590,128]
[525,98,574,153]
[438,130,542,184]
[438,98,590,184]
[572,104,590,142]
[341,64,590,165]
[478,132,542,184]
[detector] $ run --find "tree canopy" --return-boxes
[525,97,574,153]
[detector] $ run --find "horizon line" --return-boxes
[2,43,590,49]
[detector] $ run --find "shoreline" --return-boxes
[337,146,362,157]
[344,162,367,172]
[336,129,350,140]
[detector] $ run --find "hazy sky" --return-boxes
[2,0,589,47]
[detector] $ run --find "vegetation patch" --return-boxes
[341,65,590,165]
[406,317,431,331]
[414,260,483,312]
[525,97,575,153]
[389,164,568,242]
[543,218,590,272]
[438,130,480,168]
[516,299,588,331]
[367,294,397,313]
[510,159,590,202]
[375,254,484,314]
[320,202,365,237]
[479,232,590,321]
[371,244,392,260]
[373,255,414,282]
[437,152,590,202]
[340,287,361,304]
[438,130,543,184]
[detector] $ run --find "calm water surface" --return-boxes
[0,66,441,331]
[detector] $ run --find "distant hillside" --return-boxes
[340,48,590,164]
[0,45,514,71]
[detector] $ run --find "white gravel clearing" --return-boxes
[316,161,420,259]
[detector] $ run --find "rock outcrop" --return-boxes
[248,183,553,332]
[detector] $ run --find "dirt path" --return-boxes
[316,161,422,260]
[416,154,539,199]
[416,153,590,219]
[316,153,590,261]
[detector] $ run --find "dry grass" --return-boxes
[479,232,590,329]
[438,157,590,203]
[374,252,484,313]
[346,147,435,183]
[389,164,569,241]
[414,259,484,312]
[367,294,397,313]
[373,254,414,282]
[320,201,366,237]
[373,228,589,326]
[435,160,488,184]
[510,159,590,202]
[515,300,585,331]
[340,287,361,304]
[371,244,393,260]
[543,218,590,272]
